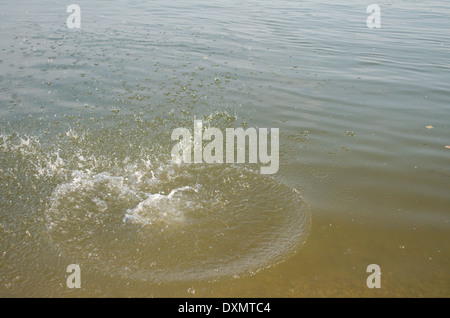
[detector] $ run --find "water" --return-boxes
[0,0,449,297]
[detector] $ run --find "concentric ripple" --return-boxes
[45,162,310,282]
[1,120,310,284]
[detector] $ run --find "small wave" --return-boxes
[1,126,310,283]
[123,185,199,225]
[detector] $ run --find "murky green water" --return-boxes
[0,0,449,297]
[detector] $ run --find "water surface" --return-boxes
[0,0,449,297]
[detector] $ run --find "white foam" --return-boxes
[123,185,199,225]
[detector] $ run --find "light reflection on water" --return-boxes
[0,0,449,297]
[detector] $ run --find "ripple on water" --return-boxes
[311,169,333,181]
[45,163,311,282]
[336,189,360,202]
[1,122,311,283]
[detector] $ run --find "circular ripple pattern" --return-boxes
[311,169,333,181]
[45,163,311,282]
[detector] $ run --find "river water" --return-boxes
[0,0,449,297]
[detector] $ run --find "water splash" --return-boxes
[1,122,311,283]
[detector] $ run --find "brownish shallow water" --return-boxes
[0,0,449,297]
